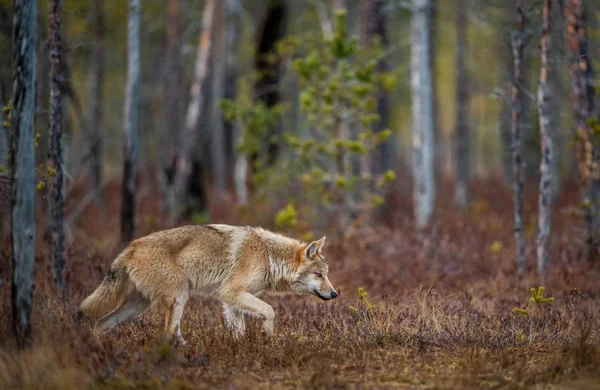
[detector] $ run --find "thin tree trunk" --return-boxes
[86,0,105,208]
[224,0,247,205]
[454,0,469,208]
[565,0,598,261]
[49,0,66,293]
[121,0,141,243]
[537,0,553,279]
[512,0,526,276]
[10,0,37,347]
[0,98,7,168]
[411,0,435,228]
[172,0,216,222]
[359,0,390,175]
[160,0,181,216]
[210,1,226,194]
[233,119,249,205]
[430,0,440,173]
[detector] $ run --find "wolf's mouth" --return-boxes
[313,290,331,301]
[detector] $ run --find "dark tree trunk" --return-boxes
[565,0,598,261]
[454,0,469,208]
[512,0,526,276]
[172,0,216,222]
[224,0,244,199]
[537,0,553,279]
[121,0,141,243]
[359,0,390,175]
[87,0,105,208]
[210,1,226,194]
[252,0,287,167]
[160,0,181,216]
[49,0,66,293]
[10,0,37,348]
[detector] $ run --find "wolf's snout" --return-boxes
[331,291,339,299]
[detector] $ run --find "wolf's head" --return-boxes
[292,236,339,300]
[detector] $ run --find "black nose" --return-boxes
[331,291,338,299]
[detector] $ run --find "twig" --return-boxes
[307,0,333,39]
[65,178,111,226]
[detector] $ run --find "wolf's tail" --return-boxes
[78,249,132,319]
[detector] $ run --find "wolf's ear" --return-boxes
[305,236,326,260]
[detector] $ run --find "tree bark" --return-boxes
[121,0,141,243]
[454,0,469,208]
[172,0,216,221]
[160,0,181,216]
[223,0,247,205]
[537,0,553,279]
[210,1,226,194]
[49,0,66,293]
[565,0,598,261]
[10,0,37,347]
[359,0,390,175]
[512,0,526,276]
[411,0,435,228]
[86,0,105,208]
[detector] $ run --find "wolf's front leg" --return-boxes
[222,303,246,338]
[222,292,275,338]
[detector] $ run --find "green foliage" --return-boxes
[274,203,298,228]
[529,286,554,305]
[513,286,554,317]
[190,211,210,225]
[220,11,397,232]
[2,102,10,130]
[349,287,376,320]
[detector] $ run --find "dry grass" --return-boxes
[1,173,600,389]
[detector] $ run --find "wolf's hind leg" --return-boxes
[221,292,275,338]
[97,289,150,333]
[164,293,188,345]
[222,303,246,338]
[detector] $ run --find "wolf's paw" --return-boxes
[177,336,188,346]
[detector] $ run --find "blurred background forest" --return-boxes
[4,0,598,226]
[2,0,600,388]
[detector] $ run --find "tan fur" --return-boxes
[79,225,338,343]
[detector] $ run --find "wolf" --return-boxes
[78,224,338,344]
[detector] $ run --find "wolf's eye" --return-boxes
[315,273,323,278]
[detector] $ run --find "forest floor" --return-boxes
[1,170,600,389]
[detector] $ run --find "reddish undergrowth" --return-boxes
[1,169,600,389]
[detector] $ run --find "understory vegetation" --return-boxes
[1,173,599,389]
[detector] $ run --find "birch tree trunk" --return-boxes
[10,0,37,347]
[454,0,469,208]
[86,0,105,208]
[49,0,66,293]
[172,0,216,222]
[160,0,181,216]
[411,0,435,228]
[359,0,390,175]
[224,0,247,205]
[512,0,526,276]
[537,0,553,279]
[565,0,598,261]
[120,0,141,242]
